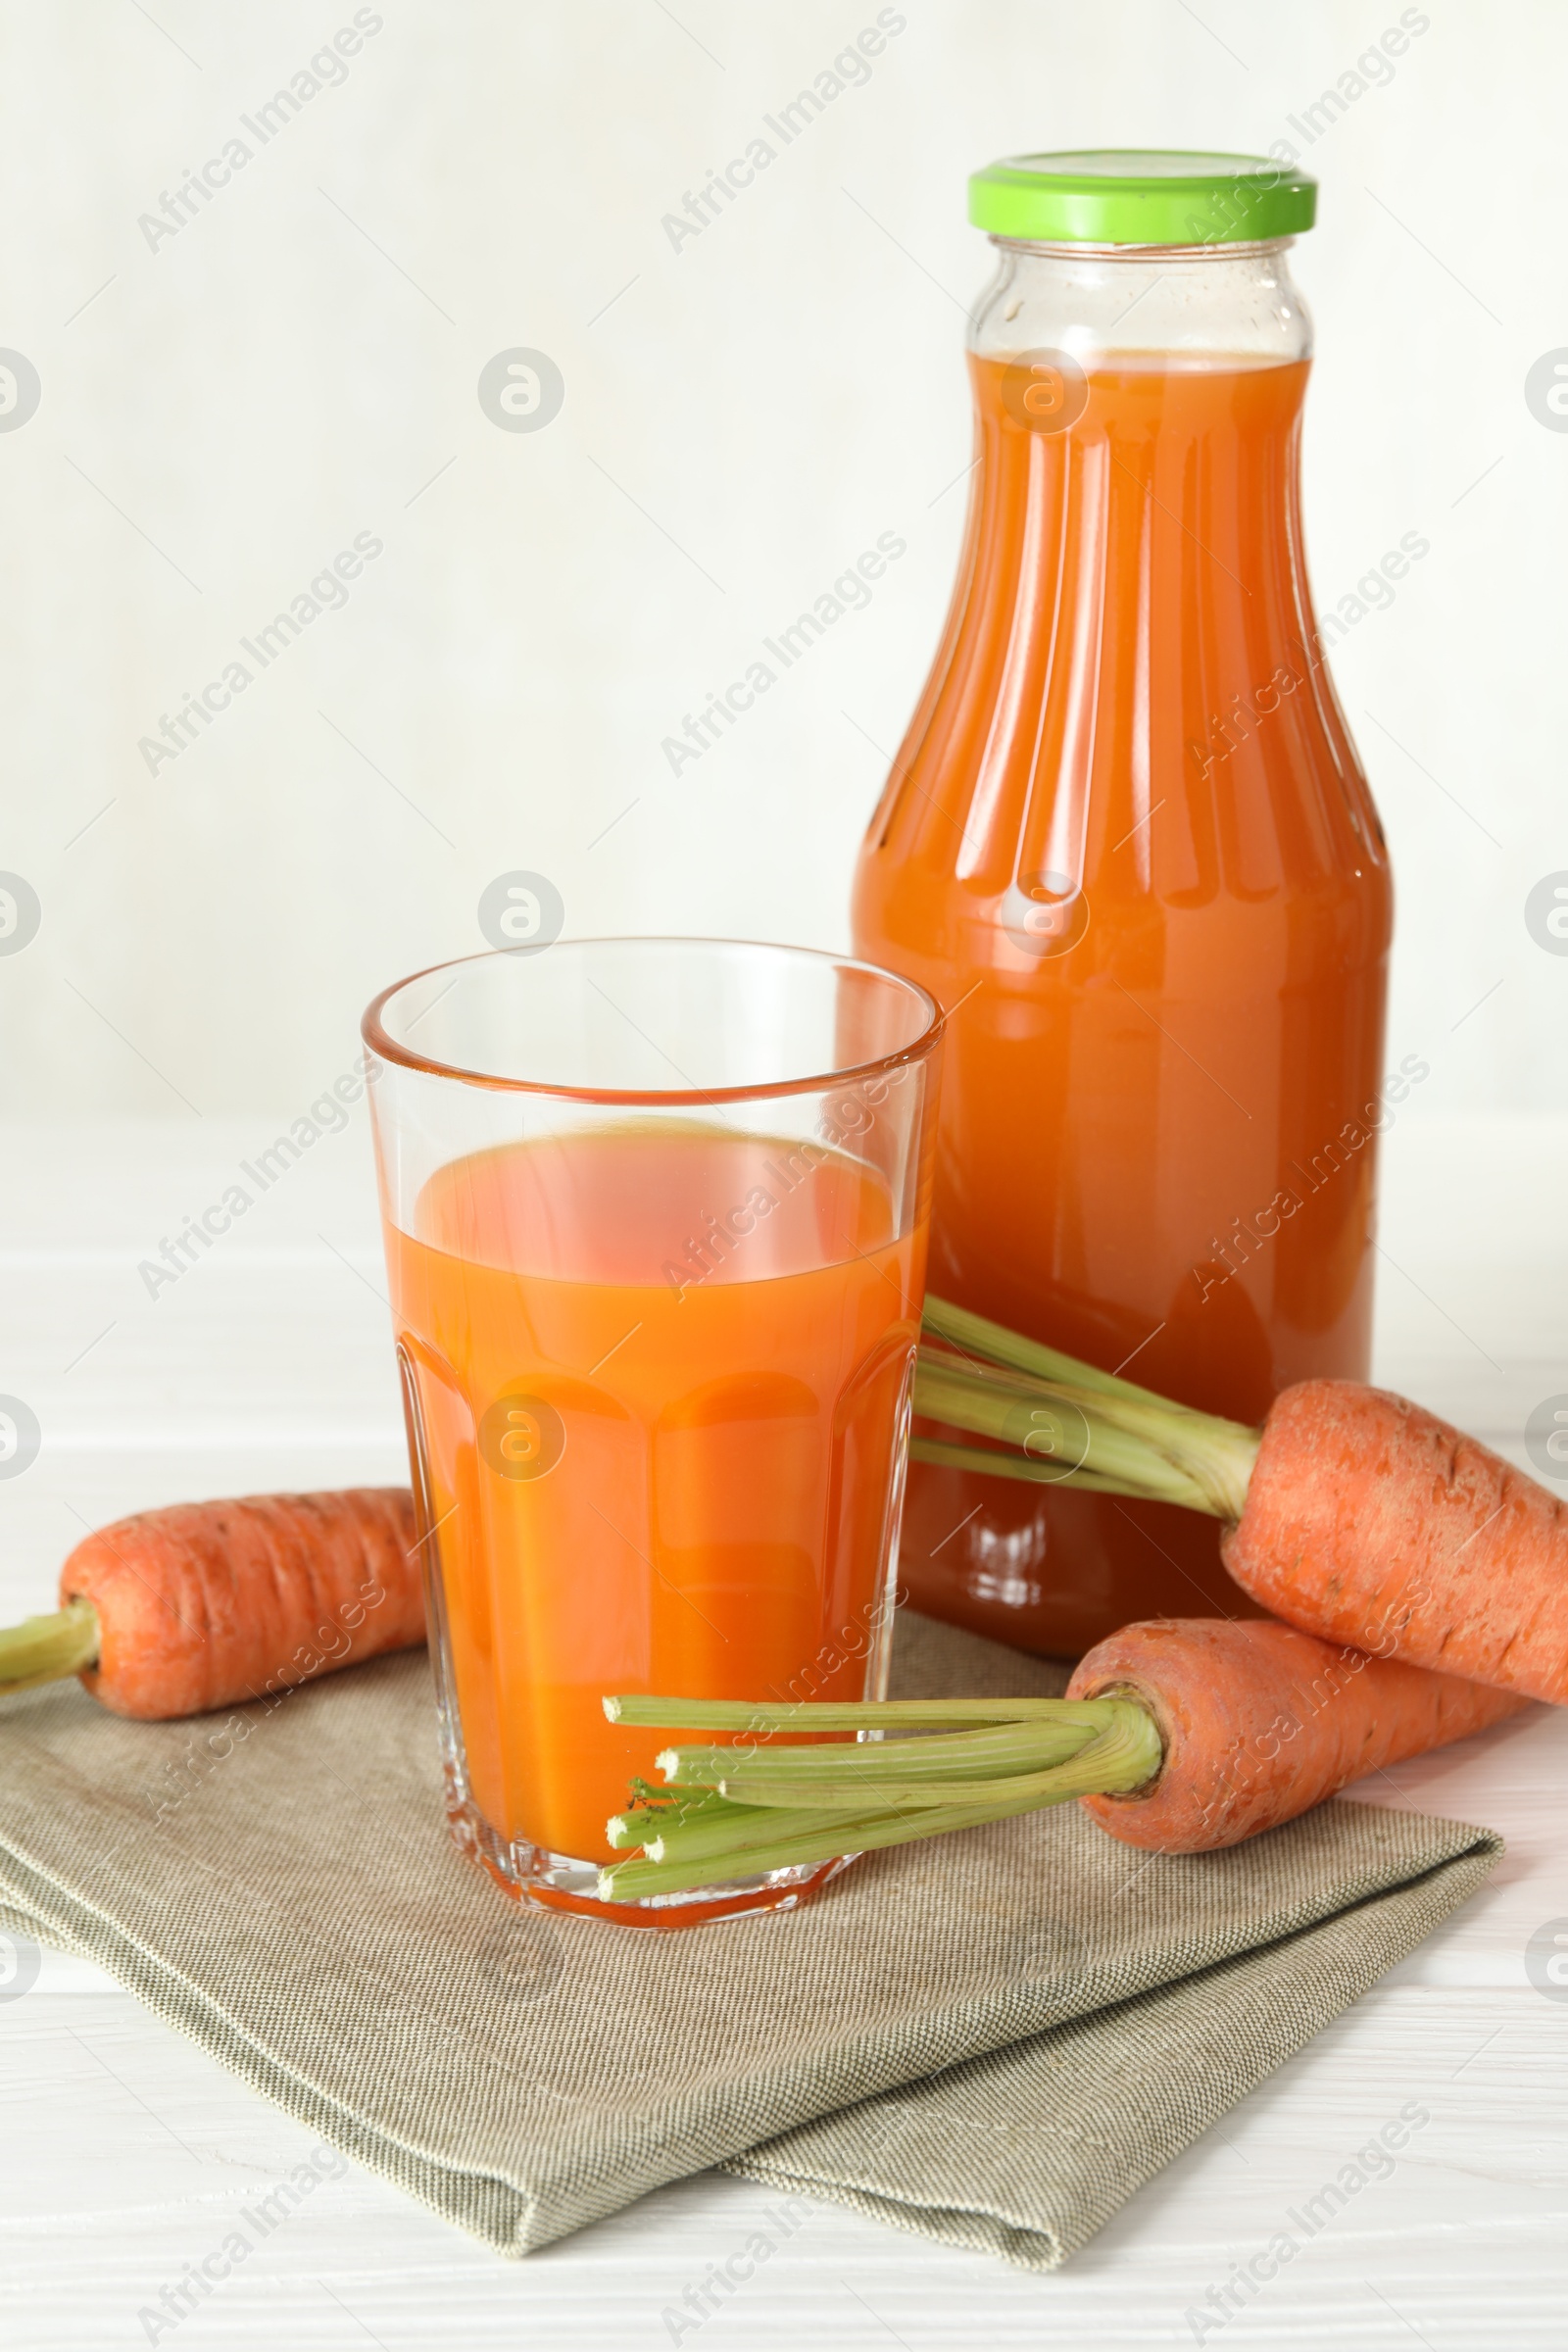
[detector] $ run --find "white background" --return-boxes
[1,0,1564,1122]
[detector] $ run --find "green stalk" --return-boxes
[913,1356,1221,1513]
[604,1693,1091,1732]
[718,1706,1155,1818]
[909,1433,1134,1494]
[0,1599,99,1696]
[618,1774,730,1815]
[915,1295,1260,1520]
[598,1704,1162,1902]
[641,1797,878,1869]
[921,1295,1172,1404]
[659,1711,1112,1791]
[601,1804,963,1901]
[606,1772,775,1850]
[710,1767,1099,1809]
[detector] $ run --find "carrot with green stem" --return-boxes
[0,1489,424,1719]
[599,1616,1525,1896]
[912,1296,1568,1707]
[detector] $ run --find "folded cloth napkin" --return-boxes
[0,1609,1501,2270]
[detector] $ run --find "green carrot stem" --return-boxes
[914,1344,1257,1520]
[625,1777,670,1803]
[605,1693,1097,1733]
[913,1360,1222,1512]
[0,1599,99,1696]
[659,1712,1113,1791]
[640,1798,878,1869]
[713,1765,1111,1809]
[600,1806,957,1901]
[933,1306,1257,1515]
[622,1777,734,1817]
[606,1780,756,1849]
[919,1343,1240,1463]
[909,1430,1221,1511]
[607,1808,693,1851]
[921,1296,1169,1405]
[598,1705,1163,1902]
[907,1434,1152,1499]
[714,1712,1165,1815]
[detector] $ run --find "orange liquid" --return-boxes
[386,1125,923,1866]
[854,355,1392,1657]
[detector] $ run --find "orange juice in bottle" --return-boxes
[854,153,1393,1657]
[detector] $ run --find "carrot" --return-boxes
[912,1297,1568,1706]
[1065,1615,1527,1851]
[593,1615,1526,1893]
[0,1488,423,1720]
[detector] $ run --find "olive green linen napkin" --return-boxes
[0,1610,1501,2271]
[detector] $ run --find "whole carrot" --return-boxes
[0,1489,424,1720]
[912,1298,1568,1706]
[593,1615,1526,1895]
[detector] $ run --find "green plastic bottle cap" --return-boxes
[968,150,1316,248]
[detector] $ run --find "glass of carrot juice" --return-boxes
[363,940,943,1927]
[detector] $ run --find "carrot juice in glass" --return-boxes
[364,941,943,1926]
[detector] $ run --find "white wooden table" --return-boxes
[3,1113,1565,2350]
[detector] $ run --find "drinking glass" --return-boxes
[364,939,943,1927]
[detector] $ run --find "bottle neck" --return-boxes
[935,252,1341,908]
[970,236,1311,370]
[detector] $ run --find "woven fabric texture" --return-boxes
[0,1610,1500,2268]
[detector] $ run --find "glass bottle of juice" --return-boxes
[853,152,1394,1657]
